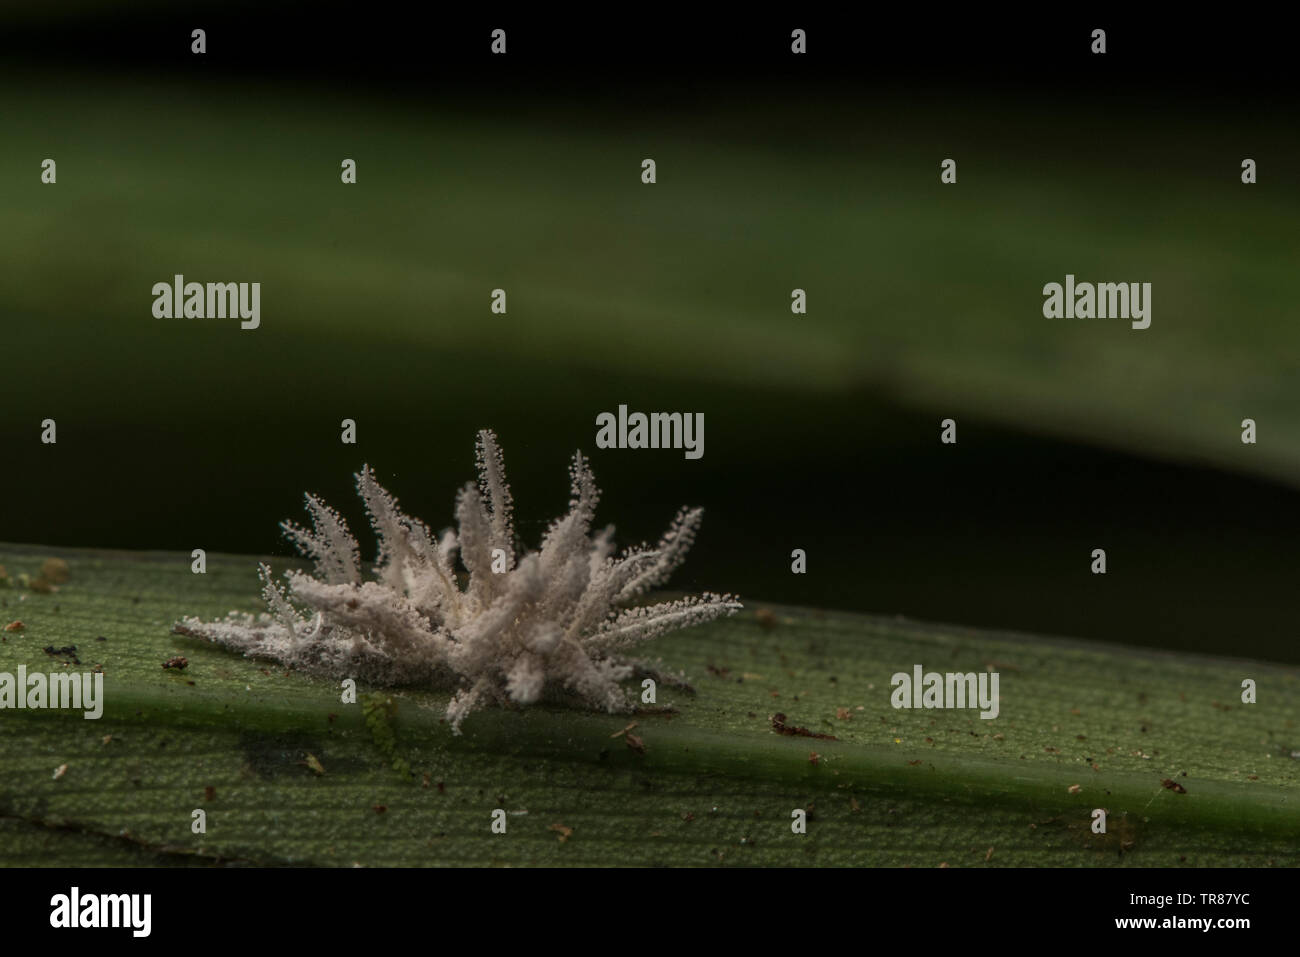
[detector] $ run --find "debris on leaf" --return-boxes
[549,823,573,842]
[3,620,23,632]
[52,764,68,780]
[303,753,326,775]
[40,558,71,584]
[625,732,645,754]
[770,713,837,740]
[1161,778,1187,794]
[162,656,189,670]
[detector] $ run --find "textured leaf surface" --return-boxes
[1,544,1297,866]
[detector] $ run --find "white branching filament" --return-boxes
[174,430,741,732]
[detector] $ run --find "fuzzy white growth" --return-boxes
[174,430,741,732]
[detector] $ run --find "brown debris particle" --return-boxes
[52,764,68,780]
[681,811,695,822]
[938,862,950,869]
[755,608,777,630]
[985,846,994,862]
[770,713,838,741]
[421,773,431,789]
[835,707,852,720]
[3,620,23,632]
[609,721,638,738]
[162,656,189,670]
[549,823,573,843]
[437,781,445,794]
[850,796,861,813]
[1161,778,1187,794]
[204,785,216,801]
[808,752,820,766]
[40,558,70,584]
[1068,784,1081,794]
[624,733,646,754]
[372,804,387,814]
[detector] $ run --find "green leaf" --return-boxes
[1,543,1297,866]
[2,81,1297,488]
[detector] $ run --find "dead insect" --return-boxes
[162,656,189,670]
[1161,778,1187,794]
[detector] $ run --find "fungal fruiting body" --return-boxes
[174,430,741,732]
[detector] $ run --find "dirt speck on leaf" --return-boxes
[771,713,837,740]
[40,558,70,584]
[549,823,573,842]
